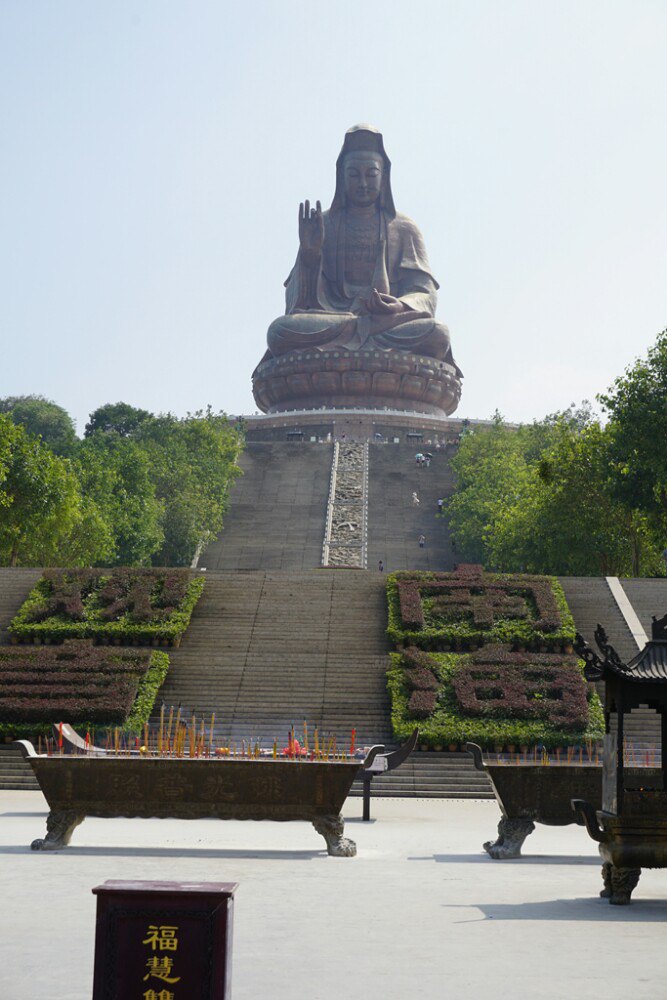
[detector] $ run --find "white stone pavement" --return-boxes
[1,791,667,1000]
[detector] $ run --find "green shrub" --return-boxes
[0,644,169,739]
[124,649,169,732]
[387,650,604,749]
[8,568,205,646]
[386,568,575,650]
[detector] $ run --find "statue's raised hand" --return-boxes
[299,200,324,262]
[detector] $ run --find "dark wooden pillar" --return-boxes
[616,696,624,815]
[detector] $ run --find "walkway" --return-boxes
[2,792,666,1000]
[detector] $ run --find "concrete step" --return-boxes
[367,443,456,573]
[0,568,43,646]
[558,577,638,665]
[199,443,333,571]
[0,746,39,790]
[351,752,494,799]
[152,569,393,749]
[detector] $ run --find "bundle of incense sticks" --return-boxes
[38,712,364,762]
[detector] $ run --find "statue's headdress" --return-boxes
[330,124,395,219]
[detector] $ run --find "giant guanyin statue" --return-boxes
[252,125,462,416]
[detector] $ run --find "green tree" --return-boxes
[599,329,667,536]
[74,435,164,565]
[490,422,662,576]
[0,415,18,510]
[448,414,663,577]
[1,399,242,569]
[84,401,153,438]
[0,416,109,566]
[136,409,243,566]
[0,395,77,455]
[447,418,534,566]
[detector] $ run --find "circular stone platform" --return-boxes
[251,348,462,417]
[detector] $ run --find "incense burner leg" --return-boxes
[600,862,613,898]
[31,810,85,851]
[483,816,535,859]
[312,814,357,857]
[608,865,641,906]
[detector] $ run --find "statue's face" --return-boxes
[343,153,384,208]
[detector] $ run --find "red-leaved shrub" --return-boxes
[0,640,153,723]
[451,645,588,727]
[395,566,563,634]
[408,689,438,718]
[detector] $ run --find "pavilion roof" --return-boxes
[575,612,667,685]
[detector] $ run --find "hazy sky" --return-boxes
[1,1,665,433]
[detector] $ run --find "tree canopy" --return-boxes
[0,415,99,566]
[0,395,77,455]
[599,328,667,537]
[135,409,243,566]
[448,378,666,578]
[0,402,243,569]
[84,402,153,438]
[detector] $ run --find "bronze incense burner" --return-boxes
[466,743,601,858]
[16,730,391,857]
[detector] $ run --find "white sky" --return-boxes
[1,0,665,432]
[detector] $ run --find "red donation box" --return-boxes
[91,879,237,1000]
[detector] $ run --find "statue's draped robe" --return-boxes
[267,209,458,368]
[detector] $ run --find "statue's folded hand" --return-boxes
[367,289,407,315]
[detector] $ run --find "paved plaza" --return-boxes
[2,793,666,999]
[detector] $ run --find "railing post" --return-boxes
[362,772,373,821]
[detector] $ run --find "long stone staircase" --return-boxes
[152,569,392,747]
[199,439,458,574]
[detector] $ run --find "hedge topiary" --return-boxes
[385,567,601,749]
[387,646,604,749]
[0,640,169,737]
[8,568,205,646]
[386,565,576,650]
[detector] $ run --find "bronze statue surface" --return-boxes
[252,126,462,416]
[266,125,460,373]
